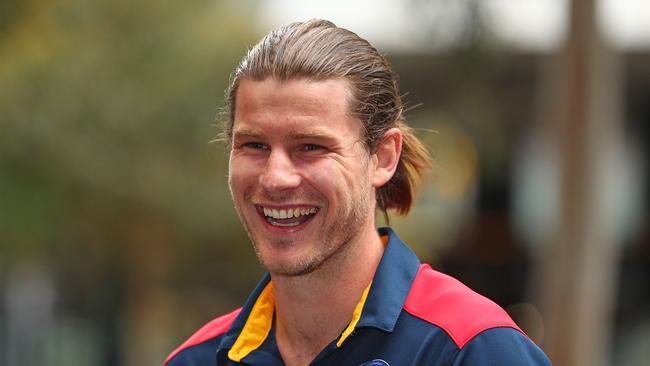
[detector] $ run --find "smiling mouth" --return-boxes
[257,206,319,227]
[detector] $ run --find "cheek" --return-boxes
[305,159,370,197]
[228,158,254,197]
[307,163,334,183]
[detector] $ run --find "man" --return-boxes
[166,19,551,366]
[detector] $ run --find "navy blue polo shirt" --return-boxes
[166,228,551,365]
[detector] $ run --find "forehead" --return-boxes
[233,77,362,137]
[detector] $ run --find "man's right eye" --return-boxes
[243,142,269,150]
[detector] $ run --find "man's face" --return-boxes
[228,77,376,276]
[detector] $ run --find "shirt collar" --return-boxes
[217,272,273,360]
[355,227,421,332]
[218,227,421,360]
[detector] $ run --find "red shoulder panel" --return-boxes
[403,264,523,349]
[165,308,242,364]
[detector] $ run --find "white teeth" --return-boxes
[262,206,318,219]
[272,221,300,227]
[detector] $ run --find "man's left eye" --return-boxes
[302,144,324,152]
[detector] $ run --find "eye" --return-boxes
[243,142,269,150]
[302,144,324,152]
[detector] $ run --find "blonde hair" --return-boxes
[225,19,431,217]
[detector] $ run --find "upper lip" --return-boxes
[255,203,319,209]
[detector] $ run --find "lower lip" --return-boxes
[256,207,316,234]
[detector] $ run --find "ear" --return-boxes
[372,128,402,188]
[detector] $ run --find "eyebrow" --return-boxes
[231,128,264,139]
[232,128,339,142]
[286,130,338,141]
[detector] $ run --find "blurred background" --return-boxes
[1,0,648,365]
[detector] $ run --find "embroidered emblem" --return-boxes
[359,360,389,366]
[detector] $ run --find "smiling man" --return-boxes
[165,20,551,366]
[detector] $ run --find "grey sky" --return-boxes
[258,0,650,52]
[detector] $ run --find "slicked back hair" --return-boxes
[224,19,431,218]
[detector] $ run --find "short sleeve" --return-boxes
[450,327,551,365]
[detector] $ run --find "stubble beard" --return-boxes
[270,189,370,277]
[233,184,372,278]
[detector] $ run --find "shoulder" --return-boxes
[403,264,523,348]
[165,308,242,365]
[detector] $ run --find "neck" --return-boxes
[271,224,385,366]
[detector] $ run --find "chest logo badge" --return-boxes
[359,360,389,366]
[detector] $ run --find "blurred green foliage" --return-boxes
[0,0,268,306]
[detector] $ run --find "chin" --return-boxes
[256,246,323,277]
[266,262,320,277]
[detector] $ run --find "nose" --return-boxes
[259,149,301,192]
